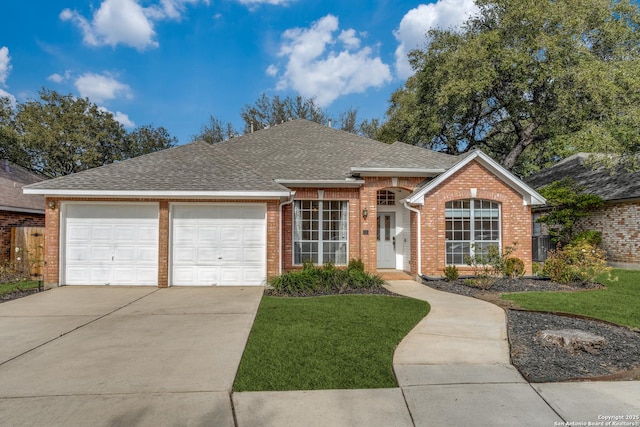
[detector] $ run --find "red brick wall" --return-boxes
[43,198,280,287]
[575,201,640,265]
[0,210,45,263]
[420,161,533,276]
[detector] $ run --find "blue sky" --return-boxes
[1,0,476,144]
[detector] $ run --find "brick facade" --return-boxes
[43,159,536,286]
[575,201,640,266]
[0,211,45,263]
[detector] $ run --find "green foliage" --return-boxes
[443,265,460,281]
[268,260,384,296]
[0,280,41,298]
[380,0,640,174]
[234,295,430,391]
[537,179,604,245]
[191,114,238,144]
[503,257,525,278]
[542,241,611,284]
[240,94,329,133]
[571,230,602,246]
[1,89,176,177]
[502,269,638,329]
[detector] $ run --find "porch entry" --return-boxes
[377,212,396,268]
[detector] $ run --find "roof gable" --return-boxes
[0,160,45,212]
[406,150,546,206]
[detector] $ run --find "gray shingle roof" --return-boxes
[525,153,640,201]
[26,141,287,193]
[0,161,45,211]
[25,119,464,194]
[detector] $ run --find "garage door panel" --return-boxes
[64,204,158,286]
[171,204,266,286]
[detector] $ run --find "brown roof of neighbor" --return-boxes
[25,119,462,193]
[526,153,640,202]
[0,160,46,212]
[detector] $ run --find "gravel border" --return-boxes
[423,278,640,382]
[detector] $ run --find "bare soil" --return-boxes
[424,278,640,382]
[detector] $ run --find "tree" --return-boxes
[240,94,328,133]
[126,124,177,157]
[191,115,237,144]
[2,89,178,177]
[338,107,358,133]
[536,179,604,245]
[380,0,640,175]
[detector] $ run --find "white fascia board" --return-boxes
[22,189,292,199]
[407,150,547,206]
[274,179,364,188]
[350,167,445,177]
[0,205,45,214]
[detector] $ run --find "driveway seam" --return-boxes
[528,383,567,423]
[0,288,160,368]
[398,387,417,427]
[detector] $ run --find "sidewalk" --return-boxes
[232,281,640,427]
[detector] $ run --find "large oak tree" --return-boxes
[380,0,640,175]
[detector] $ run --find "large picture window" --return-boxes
[293,200,348,265]
[445,199,500,265]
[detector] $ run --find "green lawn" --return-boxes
[233,295,429,391]
[0,280,41,298]
[502,269,640,329]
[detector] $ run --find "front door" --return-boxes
[377,212,396,268]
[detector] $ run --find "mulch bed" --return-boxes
[264,286,396,297]
[0,288,43,303]
[424,278,640,382]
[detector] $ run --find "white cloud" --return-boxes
[394,0,478,78]
[0,88,16,106]
[265,64,278,77]
[47,70,72,83]
[236,0,292,6]
[273,15,392,106]
[60,0,207,50]
[0,46,12,85]
[75,72,132,104]
[113,111,136,128]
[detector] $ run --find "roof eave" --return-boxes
[22,189,292,199]
[274,179,365,188]
[0,205,45,214]
[407,151,547,206]
[350,167,445,177]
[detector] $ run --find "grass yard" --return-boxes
[502,269,640,329]
[0,280,40,298]
[233,295,429,391]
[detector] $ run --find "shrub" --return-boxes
[268,259,384,295]
[462,276,497,290]
[542,241,611,284]
[503,257,525,278]
[443,265,459,281]
[571,230,602,246]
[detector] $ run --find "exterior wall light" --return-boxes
[362,207,368,220]
[48,200,56,210]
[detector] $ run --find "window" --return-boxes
[377,190,395,206]
[445,199,500,265]
[293,200,348,265]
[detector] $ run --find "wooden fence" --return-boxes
[10,227,45,279]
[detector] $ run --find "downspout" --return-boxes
[403,200,421,277]
[279,192,296,274]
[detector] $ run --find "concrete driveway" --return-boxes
[0,286,263,427]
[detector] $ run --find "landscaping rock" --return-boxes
[536,329,606,354]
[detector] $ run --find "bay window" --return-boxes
[293,200,348,265]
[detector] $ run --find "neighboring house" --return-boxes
[0,160,46,263]
[24,119,545,287]
[526,153,640,269]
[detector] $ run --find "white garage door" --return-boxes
[171,204,266,286]
[64,204,159,286]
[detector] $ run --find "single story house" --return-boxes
[24,119,545,287]
[0,160,45,263]
[526,153,640,269]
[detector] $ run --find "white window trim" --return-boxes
[292,200,349,266]
[444,199,502,266]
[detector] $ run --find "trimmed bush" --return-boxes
[542,241,611,284]
[269,259,384,295]
[503,257,525,278]
[444,265,459,281]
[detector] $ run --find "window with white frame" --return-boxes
[445,199,500,265]
[293,200,348,265]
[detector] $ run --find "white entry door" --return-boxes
[171,204,266,286]
[377,212,396,268]
[64,204,159,286]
